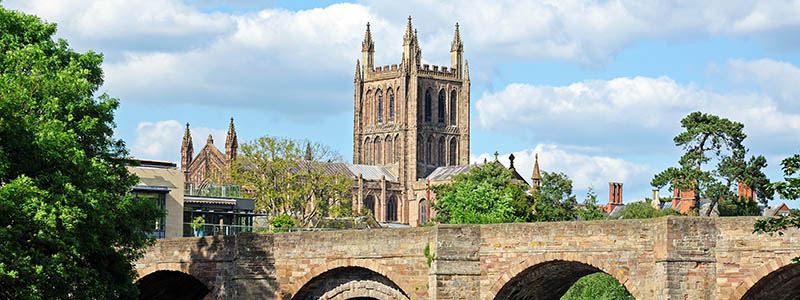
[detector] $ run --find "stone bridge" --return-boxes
[135,217,800,300]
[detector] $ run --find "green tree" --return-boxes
[561,272,634,300]
[651,112,771,216]
[619,200,679,219]
[576,186,605,221]
[229,136,352,227]
[754,153,800,239]
[0,6,162,300]
[432,162,527,224]
[529,171,578,222]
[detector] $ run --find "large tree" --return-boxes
[0,6,162,300]
[432,162,527,224]
[229,136,352,227]
[529,171,578,222]
[651,111,771,216]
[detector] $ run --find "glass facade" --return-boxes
[133,191,166,239]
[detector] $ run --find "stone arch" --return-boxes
[730,256,800,300]
[418,198,428,225]
[426,136,433,165]
[363,137,372,164]
[385,135,393,164]
[449,137,457,166]
[487,254,639,300]
[437,136,445,166]
[375,138,382,165]
[364,195,376,216]
[290,262,411,300]
[137,270,209,300]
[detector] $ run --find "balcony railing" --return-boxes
[184,182,242,198]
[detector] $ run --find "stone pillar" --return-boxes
[653,217,718,300]
[429,225,481,299]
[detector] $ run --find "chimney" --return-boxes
[651,189,660,209]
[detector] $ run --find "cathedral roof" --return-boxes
[290,161,398,182]
[426,164,476,181]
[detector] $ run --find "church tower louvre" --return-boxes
[353,17,470,189]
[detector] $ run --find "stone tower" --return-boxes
[353,17,470,187]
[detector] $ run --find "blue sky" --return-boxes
[5,0,800,206]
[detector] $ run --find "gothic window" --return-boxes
[387,196,398,221]
[417,135,423,161]
[385,136,393,164]
[365,195,375,216]
[377,90,383,124]
[437,136,445,165]
[424,90,432,122]
[419,199,428,225]
[438,89,445,123]
[450,90,457,125]
[388,89,395,122]
[375,139,382,165]
[426,136,433,164]
[449,138,457,166]
[364,138,371,164]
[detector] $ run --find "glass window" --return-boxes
[388,91,395,122]
[419,199,428,225]
[424,90,431,122]
[377,92,383,123]
[134,191,166,239]
[438,90,445,123]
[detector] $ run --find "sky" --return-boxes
[4,0,800,206]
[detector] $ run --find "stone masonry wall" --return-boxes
[136,217,800,300]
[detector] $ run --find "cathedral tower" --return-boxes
[353,17,470,187]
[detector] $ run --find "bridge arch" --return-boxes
[487,254,640,300]
[731,257,800,300]
[291,262,410,300]
[136,270,209,300]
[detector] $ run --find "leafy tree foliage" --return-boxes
[561,272,634,300]
[0,6,162,300]
[575,186,605,221]
[529,171,578,222]
[719,198,761,216]
[432,162,527,224]
[619,201,679,219]
[754,153,800,237]
[651,112,771,215]
[229,136,352,227]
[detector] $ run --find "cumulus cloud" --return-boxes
[471,144,653,203]
[475,76,800,154]
[6,0,800,118]
[131,120,227,163]
[726,58,800,108]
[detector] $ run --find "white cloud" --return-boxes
[471,144,653,203]
[475,76,800,153]
[726,58,800,108]
[131,120,227,163]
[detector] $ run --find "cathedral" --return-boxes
[179,18,528,227]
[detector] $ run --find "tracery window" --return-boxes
[387,196,398,221]
[388,89,395,122]
[437,136,445,165]
[438,89,445,123]
[424,90,431,122]
[450,90,457,125]
[377,92,383,124]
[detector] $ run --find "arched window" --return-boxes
[386,196,398,221]
[424,90,432,122]
[437,136,445,165]
[377,90,383,124]
[388,89,395,122]
[438,89,446,123]
[364,138,371,164]
[385,136,392,164]
[449,138,457,165]
[419,199,428,225]
[375,139,382,165]
[417,135,423,161]
[364,196,375,216]
[450,90,457,125]
[426,136,433,164]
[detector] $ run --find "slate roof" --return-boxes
[291,161,398,182]
[426,165,476,181]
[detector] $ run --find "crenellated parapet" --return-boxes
[418,64,459,80]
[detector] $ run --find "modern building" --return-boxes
[128,159,184,238]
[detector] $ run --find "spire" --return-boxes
[531,153,541,189]
[207,134,214,145]
[225,117,238,162]
[362,22,374,52]
[355,59,361,81]
[181,122,194,169]
[304,142,313,161]
[451,22,463,52]
[403,16,414,45]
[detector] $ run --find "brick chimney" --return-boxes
[606,182,623,214]
[737,181,756,202]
